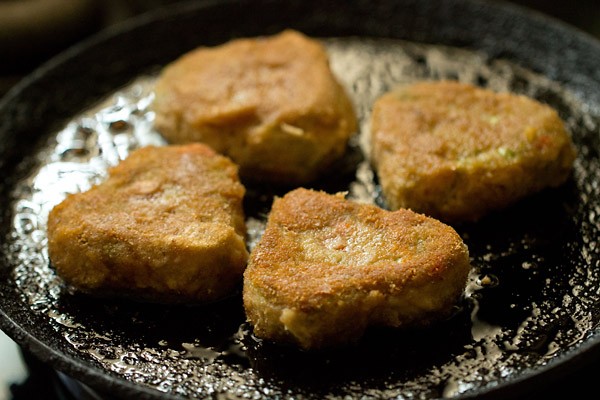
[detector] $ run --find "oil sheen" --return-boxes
[4,37,600,399]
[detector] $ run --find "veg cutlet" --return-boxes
[371,80,577,222]
[153,30,357,185]
[47,144,248,303]
[243,188,470,349]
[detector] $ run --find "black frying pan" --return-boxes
[1,0,599,399]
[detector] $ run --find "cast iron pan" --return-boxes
[1,0,599,399]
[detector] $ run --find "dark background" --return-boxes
[0,0,598,399]
[1,0,600,97]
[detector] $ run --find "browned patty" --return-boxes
[153,30,357,184]
[47,144,248,303]
[371,80,577,222]
[243,188,470,349]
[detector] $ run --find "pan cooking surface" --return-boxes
[2,37,600,399]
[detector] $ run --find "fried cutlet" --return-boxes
[243,188,470,349]
[371,80,577,222]
[47,144,248,303]
[153,29,357,185]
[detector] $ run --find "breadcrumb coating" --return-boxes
[371,80,577,222]
[243,188,470,349]
[153,30,357,184]
[47,144,248,303]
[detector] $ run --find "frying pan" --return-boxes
[1,0,599,399]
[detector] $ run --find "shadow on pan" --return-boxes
[0,0,599,399]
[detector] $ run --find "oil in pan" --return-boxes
[5,37,600,399]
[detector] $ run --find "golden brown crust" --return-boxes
[371,80,577,222]
[153,30,357,184]
[47,144,248,303]
[243,188,470,349]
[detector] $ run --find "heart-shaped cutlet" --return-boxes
[243,188,470,349]
[47,143,248,303]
